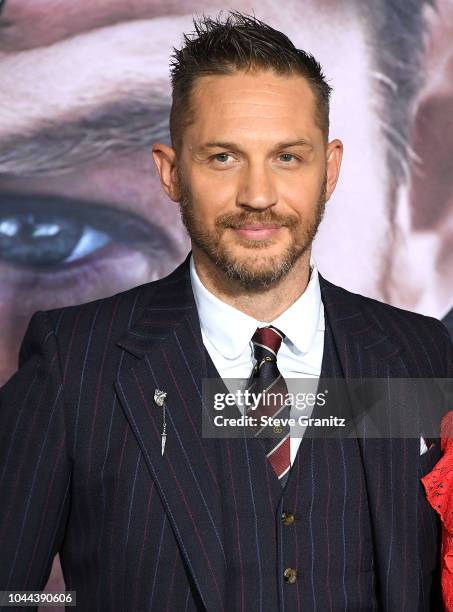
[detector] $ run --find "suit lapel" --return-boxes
[115,258,227,611]
[319,274,425,611]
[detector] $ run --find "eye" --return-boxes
[212,153,234,163]
[278,153,298,163]
[0,213,109,266]
[0,192,174,269]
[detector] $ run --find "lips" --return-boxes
[231,224,283,240]
[236,224,281,230]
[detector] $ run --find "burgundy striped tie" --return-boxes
[246,326,291,486]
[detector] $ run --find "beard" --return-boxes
[178,173,327,290]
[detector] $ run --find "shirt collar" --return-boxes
[190,255,323,359]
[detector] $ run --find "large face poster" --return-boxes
[0,0,451,600]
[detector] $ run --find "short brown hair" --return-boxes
[169,11,332,153]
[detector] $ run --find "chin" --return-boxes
[225,250,294,277]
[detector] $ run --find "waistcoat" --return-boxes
[204,312,379,611]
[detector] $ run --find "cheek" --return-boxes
[276,171,324,212]
[186,170,238,215]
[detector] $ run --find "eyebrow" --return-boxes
[0,90,172,177]
[199,139,314,153]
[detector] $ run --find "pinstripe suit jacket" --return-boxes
[0,254,452,611]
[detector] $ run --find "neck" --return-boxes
[192,247,312,322]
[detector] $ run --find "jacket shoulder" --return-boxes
[33,270,180,350]
[321,276,452,374]
[328,278,448,336]
[40,257,191,337]
[322,275,447,330]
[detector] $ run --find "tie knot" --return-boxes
[251,326,285,356]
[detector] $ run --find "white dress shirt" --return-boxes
[190,256,325,466]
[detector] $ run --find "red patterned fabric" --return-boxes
[421,411,453,611]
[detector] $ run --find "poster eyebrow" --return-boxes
[0,93,172,177]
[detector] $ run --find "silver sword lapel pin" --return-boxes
[154,389,168,455]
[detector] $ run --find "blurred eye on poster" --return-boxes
[0,0,451,605]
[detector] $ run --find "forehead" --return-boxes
[192,70,316,106]
[188,70,319,135]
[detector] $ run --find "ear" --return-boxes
[151,143,180,202]
[325,138,343,201]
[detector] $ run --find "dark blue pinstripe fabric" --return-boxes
[203,313,378,611]
[0,253,451,611]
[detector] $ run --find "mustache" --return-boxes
[215,210,298,229]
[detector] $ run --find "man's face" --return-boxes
[0,0,391,382]
[166,70,340,289]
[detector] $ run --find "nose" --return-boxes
[236,161,278,210]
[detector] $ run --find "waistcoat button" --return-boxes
[283,567,297,584]
[281,511,295,526]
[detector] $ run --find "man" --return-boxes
[0,0,448,390]
[0,11,451,611]
[2,1,443,604]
